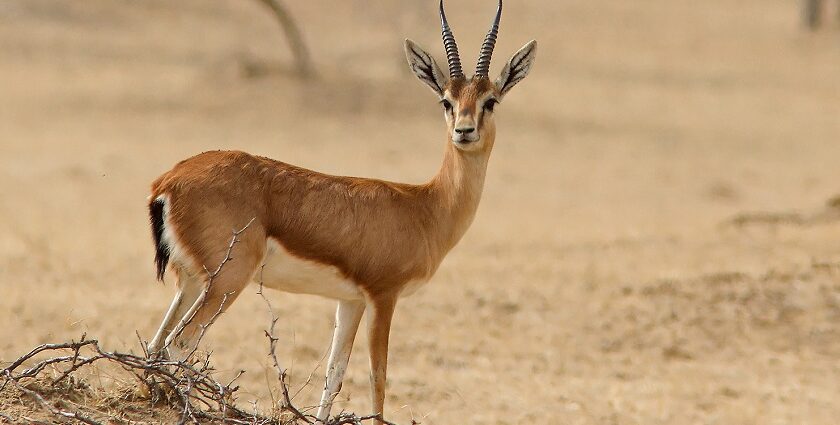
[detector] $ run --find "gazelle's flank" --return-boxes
[145,0,536,423]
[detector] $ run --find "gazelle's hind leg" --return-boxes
[148,291,183,356]
[147,269,206,358]
[162,244,265,361]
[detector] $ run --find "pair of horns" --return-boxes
[439,0,502,79]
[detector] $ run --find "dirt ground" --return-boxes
[2,0,840,424]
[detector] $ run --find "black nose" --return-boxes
[455,127,475,134]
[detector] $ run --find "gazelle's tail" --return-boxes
[148,196,169,281]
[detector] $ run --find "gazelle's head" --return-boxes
[405,0,536,153]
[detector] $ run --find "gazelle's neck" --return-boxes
[424,134,494,253]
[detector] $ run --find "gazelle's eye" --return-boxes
[483,99,497,112]
[441,99,453,113]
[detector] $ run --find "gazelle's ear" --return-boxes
[495,40,537,98]
[405,39,447,97]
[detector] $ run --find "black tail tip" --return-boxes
[149,197,170,282]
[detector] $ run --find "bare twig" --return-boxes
[2,339,98,377]
[258,277,312,423]
[136,330,150,358]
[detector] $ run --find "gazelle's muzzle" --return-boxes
[453,116,479,143]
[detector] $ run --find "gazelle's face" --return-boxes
[404,38,537,153]
[440,78,499,152]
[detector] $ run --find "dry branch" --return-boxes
[257,279,310,422]
[1,222,266,424]
[0,219,405,425]
[2,337,266,424]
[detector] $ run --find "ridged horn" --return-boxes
[475,0,502,78]
[439,0,464,79]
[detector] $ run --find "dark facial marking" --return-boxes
[441,99,454,115]
[484,98,497,112]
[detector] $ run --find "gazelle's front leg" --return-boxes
[366,295,398,425]
[316,299,366,423]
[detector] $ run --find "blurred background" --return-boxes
[1,0,840,423]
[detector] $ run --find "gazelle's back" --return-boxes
[151,150,439,296]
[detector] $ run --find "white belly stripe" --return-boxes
[256,239,364,300]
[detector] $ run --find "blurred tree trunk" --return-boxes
[802,0,822,29]
[837,0,840,23]
[350,0,431,76]
[255,0,313,78]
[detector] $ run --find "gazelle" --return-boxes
[145,0,536,422]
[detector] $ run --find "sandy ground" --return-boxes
[2,0,840,423]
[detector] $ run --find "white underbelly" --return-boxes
[256,239,364,300]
